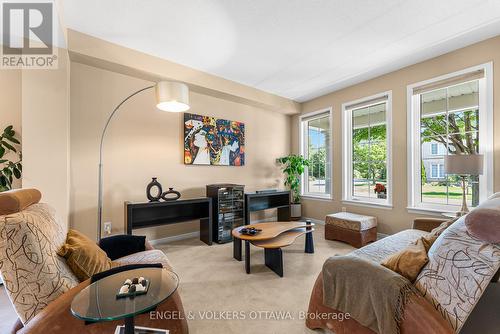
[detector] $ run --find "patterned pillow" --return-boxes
[0,203,79,324]
[415,217,500,332]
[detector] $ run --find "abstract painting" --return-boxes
[184,113,245,166]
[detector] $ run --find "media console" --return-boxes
[124,198,213,245]
[244,190,291,224]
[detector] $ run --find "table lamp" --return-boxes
[444,154,483,216]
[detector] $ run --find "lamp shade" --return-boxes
[155,81,190,112]
[444,154,484,175]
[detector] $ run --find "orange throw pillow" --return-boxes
[57,229,117,281]
[381,238,429,282]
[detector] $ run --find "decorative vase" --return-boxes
[290,203,301,220]
[146,177,163,202]
[161,187,181,201]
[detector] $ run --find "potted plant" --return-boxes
[0,125,22,192]
[277,154,310,219]
[374,183,387,199]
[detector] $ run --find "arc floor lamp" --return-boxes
[97,81,190,241]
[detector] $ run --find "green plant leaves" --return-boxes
[1,140,16,152]
[277,154,310,204]
[0,125,22,192]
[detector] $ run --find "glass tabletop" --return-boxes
[71,267,179,322]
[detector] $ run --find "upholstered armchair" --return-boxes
[0,189,188,334]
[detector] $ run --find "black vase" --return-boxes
[161,187,181,201]
[146,177,163,202]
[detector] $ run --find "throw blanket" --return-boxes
[322,255,417,334]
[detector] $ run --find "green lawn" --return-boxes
[422,184,462,198]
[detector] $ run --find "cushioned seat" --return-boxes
[325,212,378,247]
[326,212,377,231]
[115,249,173,271]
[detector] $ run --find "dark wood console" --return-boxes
[124,198,212,245]
[244,191,290,224]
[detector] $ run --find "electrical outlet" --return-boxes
[104,222,112,235]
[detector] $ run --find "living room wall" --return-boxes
[70,62,291,240]
[293,35,500,234]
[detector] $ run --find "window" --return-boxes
[342,92,392,206]
[431,143,438,155]
[300,109,332,198]
[430,163,445,179]
[408,63,493,212]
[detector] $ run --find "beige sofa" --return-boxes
[0,189,189,334]
[307,195,500,334]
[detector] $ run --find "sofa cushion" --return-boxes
[465,208,500,243]
[57,229,117,282]
[415,217,500,332]
[115,249,173,271]
[381,237,429,282]
[351,229,427,263]
[0,188,41,215]
[0,203,79,324]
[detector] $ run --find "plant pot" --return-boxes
[376,192,387,199]
[290,203,301,220]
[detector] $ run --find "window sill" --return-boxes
[342,199,393,210]
[301,194,333,201]
[406,206,456,217]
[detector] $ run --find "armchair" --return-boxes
[0,189,188,334]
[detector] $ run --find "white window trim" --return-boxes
[430,143,438,155]
[429,163,445,179]
[407,62,494,213]
[299,107,333,200]
[342,91,393,207]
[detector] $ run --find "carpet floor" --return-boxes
[1,225,498,334]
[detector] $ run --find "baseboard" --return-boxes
[150,217,323,246]
[301,217,325,225]
[150,231,200,246]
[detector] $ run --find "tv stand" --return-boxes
[244,191,290,224]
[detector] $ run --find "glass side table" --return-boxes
[71,267,179,334]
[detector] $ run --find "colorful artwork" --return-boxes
[184,113,245,166]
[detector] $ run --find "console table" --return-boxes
[124,198,212,245]
[244,191,290,224]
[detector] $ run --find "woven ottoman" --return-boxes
[325,212,377,248]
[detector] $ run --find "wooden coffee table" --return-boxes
[232,221,314,277]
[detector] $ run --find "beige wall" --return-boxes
[70,62,290,240]
[0,70,22,189]
[21,48,71,221]
[294,35,500,234]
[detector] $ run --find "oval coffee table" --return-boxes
[232,221,314,277]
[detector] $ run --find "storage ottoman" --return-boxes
[325,212,377,248]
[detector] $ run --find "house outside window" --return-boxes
[342,92,392,207]
[407,63,493,212]
[300,108,332,198]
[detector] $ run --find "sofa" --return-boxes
[0,189,189,334]
[306,195,500,334]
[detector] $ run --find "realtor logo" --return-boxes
[1,1,57,68]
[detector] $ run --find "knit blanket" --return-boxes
[322,255,417,334]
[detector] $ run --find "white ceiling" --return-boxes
[63,0,500,102]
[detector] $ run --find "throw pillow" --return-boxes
[420,217,459,251]
[465,208,500,243]
[381,237,429,282]
[58,229,117,281]
[98,234,146,260]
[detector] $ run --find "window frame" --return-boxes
[299,107,333,200]
[430,143,438,155]
[342,91,393,208]
[407,63,494,214]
